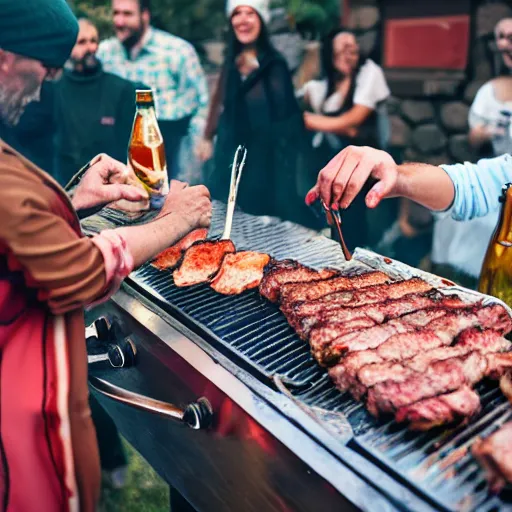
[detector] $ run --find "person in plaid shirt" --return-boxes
[97,0,209,179]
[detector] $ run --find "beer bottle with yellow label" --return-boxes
[128,89,169,209]
[478,182,512,307]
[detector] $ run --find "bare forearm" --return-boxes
[115,213,192,268]
[314,115,356,136]
[393,163,455,211]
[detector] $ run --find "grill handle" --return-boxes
[89,375,213,430]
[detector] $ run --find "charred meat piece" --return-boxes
[259,259,340,303]
[299,291,468,340]
[472,422,512,494]
[279,271,390,305]
[395,386,481,431]
[210,251,271,295]
[331,327,511,400]
[356,329,510,397]
[367,351,512,417]
[485,352,512,379]
[366,355,483,417]
[173,240,236,287]
[312,303,507,368]
[314,308,450,369]
[500,371,512,403]
[152,228,209,270]
[284,277,433,320]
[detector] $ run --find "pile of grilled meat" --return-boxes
[152,232,512,493]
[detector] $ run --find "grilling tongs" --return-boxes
[222,145,247,240]
[321,200,352,261]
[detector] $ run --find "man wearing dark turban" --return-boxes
[0,1,212,511]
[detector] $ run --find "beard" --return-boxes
[71,52,100,74]
[118,17,144,51]
[0,80,41,127]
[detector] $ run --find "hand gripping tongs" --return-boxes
[321,200,352,261]
[222,145,248,240]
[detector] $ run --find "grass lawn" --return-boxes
[100,440,169,512]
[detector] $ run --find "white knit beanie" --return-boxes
[226,0,271,24]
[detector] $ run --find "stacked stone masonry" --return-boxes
[348,0,512,164]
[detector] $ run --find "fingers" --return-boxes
[194,184,211,199]
[337,153,377,209]
[107,184,149,204]
[305,184,319,206]
[365,175,394,209]
[330,149,362,209]
[169,179,188,194]
[317,149,348,207]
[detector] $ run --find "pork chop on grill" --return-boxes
[367,351,512,417]
[500,371,512,403]
[279,271,390,305]
[472,422,512,494]
[152,228,208,270]
[259,259,340,303]
[313,303,510,367]
[210,251,271,295]
[366,355,481,417]
[354,329,511,398]
[173,240,236,287]
[395,386,481,431]
[301,291,469,343]
[284,277,433,321]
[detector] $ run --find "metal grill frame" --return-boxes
[84,205,512,512]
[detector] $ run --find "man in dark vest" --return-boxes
[54,18,138,186]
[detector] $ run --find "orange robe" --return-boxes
[0,139,129,511]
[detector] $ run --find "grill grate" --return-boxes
[84,205,512,512]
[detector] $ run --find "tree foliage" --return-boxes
[71,0,339,43]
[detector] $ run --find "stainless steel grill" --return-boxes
[83,203,512,512]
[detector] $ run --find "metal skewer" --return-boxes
[321,200,352,261]
[222,145,247,240]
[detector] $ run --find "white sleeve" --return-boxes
[468,82,495,128]
[353,60,390,110]
[300,80,328,113]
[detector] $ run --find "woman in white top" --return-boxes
[300,29,390,250]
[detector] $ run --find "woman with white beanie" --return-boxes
[196,0,317,227]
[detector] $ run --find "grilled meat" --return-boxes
[366,355,481,417]
[283,277,433,320]
[210,251,271,295]
[279,271,390,305]
[472,422,512,494]
[313,303,509,368]
[500,371,512,403]
[355,329,510,397]
[173,240,236,287]
[310,300,470,367]
[301,291,468,344]
[367,351,512,417]
[395,387,481,431]
[258,259,340,303]
[316,308,450,369]
[152,228,208,270]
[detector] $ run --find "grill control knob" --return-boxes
[88,337,137,368]
[183,398,214,430]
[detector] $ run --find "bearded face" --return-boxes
[0,55,44,126]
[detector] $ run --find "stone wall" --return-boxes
[349,0,512,164]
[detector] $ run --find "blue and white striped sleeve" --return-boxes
[439,154,512,221]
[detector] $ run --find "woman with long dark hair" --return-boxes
[196,0,314,226]
[300,29,390,250]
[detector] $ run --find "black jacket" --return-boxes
[208,51,316,228]
[53,65,137,186]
